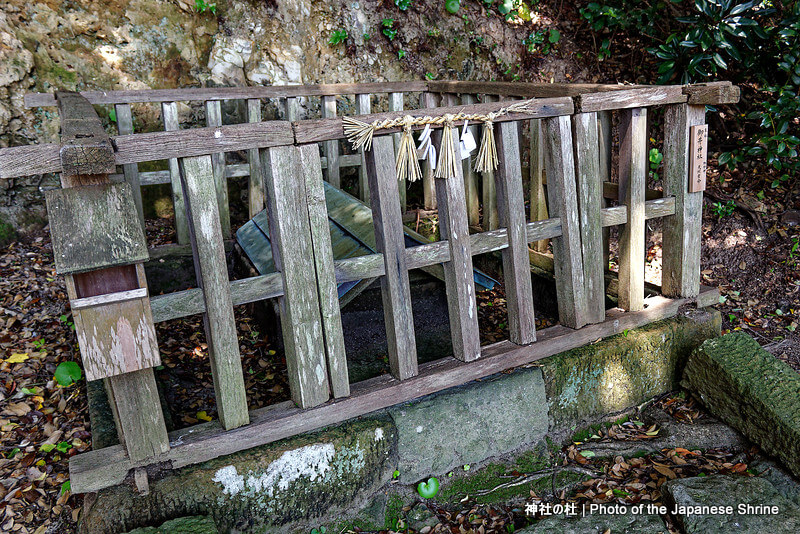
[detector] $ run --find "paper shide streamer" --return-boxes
[342,99,538,182]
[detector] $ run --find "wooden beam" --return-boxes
[617,108,647,311]
[495,121,536,344]
[420,92,439,210]
[577,86,686,113]
[683,82,740,105]
[322,95,341,188]
[529,117,549,252]
[114,103,144,231]
[434,129,481,362]
[160,102,190,245]
[69,286,719,494]
[388,92,406,213]
[246,99,265,218]
[460,94,481,228]
[262,145,331,409]
[179,155,249,429]
[356,93,371,203]
[205,100,231,238]
[662,103,706,298]
[572,112,606,323]
[543,115,588,329]
[480,94,499,231]
[365,136,419,380]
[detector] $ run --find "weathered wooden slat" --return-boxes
[494,121,536,344]
[597,110,612,272]
[205,100,231,238]
[388,91,406,212]
[55,91,169,465]
[179,155,249,429]
[261,145,331,408]
[602,197,676,226]
[27,81,429,107]
[294,96,575,145]
[321,95,341,188]
[365,135,419,379]
[56,91,117,176]
[114,103,144,230]
[577,86,686,113]
[45,183,149,275]
[246,99,265,218]
[427,81,642,98]
[298,144,350,398]
[543,115,587,329]
[434,129,481,362]
[420,92,439,210]
[662,103,706,298]
[617,108,647,312]
[480,94,499,231]
[460,94,481,227]
[683,82,740,105]
[0,145,61,179]
[572,113,605,323]
[69,285,718,494]
[283,96,299,122]
[529,117,549,252]
[356,93,372,202]
[161,102,190,245]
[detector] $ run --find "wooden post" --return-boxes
[597,110,612,273]
[529,118,549,252]
[572,113,606,323]
[356,93,371,203]
[178,155,250,429]
[460,94,481,228]
[205,100,231,238]
[114,103,144,232]
[389,92,406,213]
[262,145,331,409]
[420,92,439,210]
[321,95,341,188]
[433,129,481,362]
[617,108,647,311]
[662,103,705,298]
[298,144,350,397]
[161,102,190,244]
[247,99,265,218]
[543,115,587,329]
[365,136,418,379]
[284,97,299,122]
[56,91,170,463]
[495,121,536,344]
[480,94,499,230]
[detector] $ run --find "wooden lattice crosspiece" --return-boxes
[46,182,160,381]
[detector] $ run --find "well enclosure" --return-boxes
[0,80,738,495]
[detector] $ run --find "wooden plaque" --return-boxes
[72,289,161,381]
[688,124,708,193]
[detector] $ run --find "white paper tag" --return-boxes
[418,124,432,145]
[417,124,433,160]
[428,145,437,170]
[460,121,477,160]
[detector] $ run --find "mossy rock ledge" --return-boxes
[682,333,800,478]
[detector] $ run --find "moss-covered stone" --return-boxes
[124,515,217,534]
[81,418,397,534]
[0,215,17,249]
[682,333,800,478]
[541,309,720,429]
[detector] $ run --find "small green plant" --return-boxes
[711,200,736,218]
[398,49,406,59]
[392,469,400,479]
[381,18,397,40]
[395,0,413,10]
[523,28,560,55]
[195,0,217,14]
[648,147,663,181]
[59,313,75,331]
[789,235,799,260]
[329,29,348,45]
[108,109,117,123]
[363,33,371,41]
[445,0,461,14]
[32,338,45,349]
[425,72,436,80]
[60,480,71,496]
[417,477,440,498]
[310,527,327,534]
[54,361,82,387]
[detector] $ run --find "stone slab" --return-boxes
[663,475,800,533]
[388,366,548,483]
[124,515,217,534]
[682,332,800,478]
[523,511,667,533]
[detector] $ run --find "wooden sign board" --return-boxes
[689,124,708,193]
[71,288,161,381]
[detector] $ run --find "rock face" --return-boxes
[662,475,800,534]
[0,0,583,235]
[682,333,800,478]
[124,515,217,534]
[389,366,548,483]
[522,511,667,533]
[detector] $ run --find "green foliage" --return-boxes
[195,0,217,14]
[60,481,71,496]
[417,476,440,498]
[395,0,413,10]
[54,361,82,387]
[381,18,398,40]
[329,29,348,45]
[398,49,406,59]
[711,199,737,218]
[445,0,461,14]
[648,147,664,181]
[523,28,561,54]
